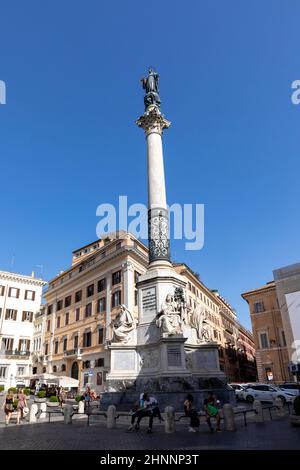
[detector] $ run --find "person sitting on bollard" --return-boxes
[184,394,199,433]
[203,391,221,433]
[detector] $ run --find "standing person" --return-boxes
[84,386,91,411]
[184,394,199,432]
[58,387,65,409]
[2,390,15,425]
[16,389,27,424]
[203,391,221,432]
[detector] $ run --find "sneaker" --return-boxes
[188,427,196,432]
[159,417,165,422]
[127,425,134,431]
[134,424,140,431]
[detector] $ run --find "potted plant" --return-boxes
[47,395,59,407]
[290,395,300,426]
[34,390,47,403]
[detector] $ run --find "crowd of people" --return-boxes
[2,384,221,432]
[127,390,221,434]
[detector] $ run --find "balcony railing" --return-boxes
[63,348,83,358]
[0,350,30,357]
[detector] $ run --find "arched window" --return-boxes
[61,364,66,372]
[53,365,57,373]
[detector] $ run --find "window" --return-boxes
[25,290,35,301]
[97,278,106,292]
[5,309,17,320]
[260,332,269,349]
[47,304,53,315]
[253,301,265,313]
[65,312,69,326]
[57,300,63,311]
[74,335,78,349]
[17,366,25,376]
[98,328,104,344]
[265,368,274,381]
[134,290,138,306]
[112,290,121,308]
[2,337,14,350]
[57,316,61,328]
[97,297,106,313]
[112,270,121,285]
[64,295,71,307]
[44,343,48,355]
[95,358,105,367]
[8,287,20,298]
[54,341,59,354]
[75,308,80,321]
[134,271,140,284]
[87,284,94,297]
[83,331,92,347]
[75,290,82,303]
[47,320,51,332]
[85,303,92,318]
[22,311,33,322]
[61,364,66,372]
[83,373,89,386]
[63,338,68,352]
[83,360,91,369]
[188,282,192,291]
[281,330,287,347]
[0,366,7,378]
[42,367,46,373]
[116,241,122,250]
[0,286,5,296]
[53,365,57,373]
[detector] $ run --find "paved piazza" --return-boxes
[0,413,299,450]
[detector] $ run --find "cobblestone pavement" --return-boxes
[0,414,299,450]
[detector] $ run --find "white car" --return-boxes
[242,384,295,404]
[278,383,300,397]
[229,383,253,401]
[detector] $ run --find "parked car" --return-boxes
[278,383,300,397]
[242,384,295,404]
[229,383,252,401]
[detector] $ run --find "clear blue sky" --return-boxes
[1,1,299,329]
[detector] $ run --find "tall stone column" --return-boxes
[122,261,134,312]
[105,274,111,342]
[136,106,171,269]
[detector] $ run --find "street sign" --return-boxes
[88,368,94,376]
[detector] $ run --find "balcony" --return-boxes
[63,348,83,359]
[0,350,30,358]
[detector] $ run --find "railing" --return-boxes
[0,350,30,357]
[63,348,83,357]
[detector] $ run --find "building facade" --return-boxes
[0,271,46,390]
[42,233,148,394]
[242,281,291,384]
[273,263,300,381]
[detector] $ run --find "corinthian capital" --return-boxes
[136,106,171,136]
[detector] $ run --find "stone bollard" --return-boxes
[253,400,264,423]
[29,404,38,423]
[107,405,117,429]
[78,400,85,414]
[164,406,176,433]
[64,404,73,424]
[40,402,47,419]
[274,397,285,417]
[223,404,236,431]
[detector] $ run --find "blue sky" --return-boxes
[0,1,299,329]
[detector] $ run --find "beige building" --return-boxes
[242,281,291,384]
[43,232,148,393]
